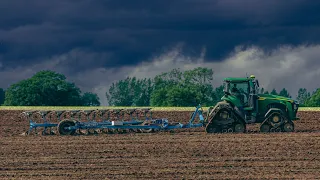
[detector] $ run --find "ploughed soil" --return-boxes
[0,110,320,179]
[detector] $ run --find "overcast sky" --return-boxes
[1,0,320,105]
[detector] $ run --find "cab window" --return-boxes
[229,82,250,105]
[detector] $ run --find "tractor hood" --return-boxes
[258,94,294,103]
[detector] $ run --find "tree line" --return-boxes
[105,67,319,107]
[1,68,319,107]
[0,71,100,106]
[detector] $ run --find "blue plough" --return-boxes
[20,105,207,136]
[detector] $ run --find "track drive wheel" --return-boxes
[58,119,77,135]
[270,113,282,124]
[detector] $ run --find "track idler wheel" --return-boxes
[282,121,294,132]
[57,119,77,135]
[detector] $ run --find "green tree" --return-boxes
[106,77,134,106]
[212,85,224,105]
[296,88,310,106]
[166,85,199,106]
[183,67,215,105]
[264,91,269,94]
[278,88,291,98]
[132,78,153,106]
[149,87,168,106]
[270,88,278,95]
[150,68,182,106]
[106,77,153,106]
[150,67,216,107]
[304,88,320,107]
[0,88,5,105]
[82,92,100,106]
[4,70,83,106]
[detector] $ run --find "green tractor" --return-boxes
[205,75,300,133]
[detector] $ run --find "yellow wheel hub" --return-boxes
[272,115,280,123]
[221,111,229,119]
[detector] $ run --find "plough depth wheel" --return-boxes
[139,121,158,133]
[58,119,77,135]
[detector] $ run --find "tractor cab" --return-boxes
[222,75,259,122]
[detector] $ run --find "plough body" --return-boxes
[20,105,207,135]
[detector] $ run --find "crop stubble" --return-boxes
[0,110,320,179]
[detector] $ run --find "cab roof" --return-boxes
[223,77,253,83]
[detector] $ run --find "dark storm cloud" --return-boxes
[1,0,320,69]
[1,0,320,105]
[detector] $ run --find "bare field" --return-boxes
[1,133,320,179]
[0,110,320,179]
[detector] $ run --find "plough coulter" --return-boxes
[20,105,207,136]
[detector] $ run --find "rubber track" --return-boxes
[205,101,239,133]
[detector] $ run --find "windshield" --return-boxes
[224,81,250,94]
[224,81,250,104]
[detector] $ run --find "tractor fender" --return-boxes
[207,101,246,125]
[261,108,285,126]
[264,108,285,118]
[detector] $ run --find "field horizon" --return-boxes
[0,106,318,111]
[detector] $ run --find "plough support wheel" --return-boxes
[58,119,77,135]
[139,121,156,133]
